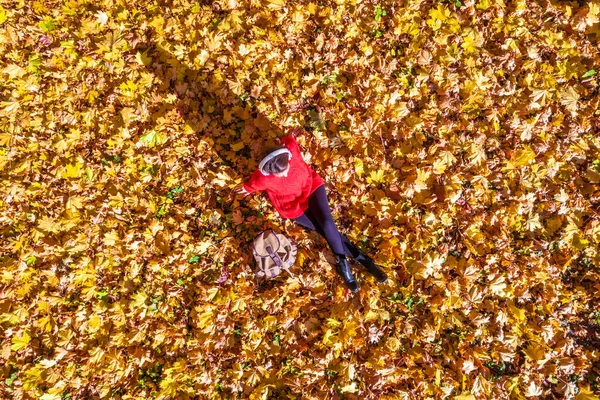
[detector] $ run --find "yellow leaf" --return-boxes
[344,22,362,39]
[206,287,220,302]
[524,214,542,232]
[326,318,341,328]
[231,142,245,151]
[322,329,338,346]
[37,215,58,234]
[427,4,451,30]
[0,100,20,117]
[386,336,400,351]
[246,368,262,386]
[198,240,212,254]
[267,0,286,10]
[205,32,224,52]
[120,107,136,123]
[559,86,580,114]
[86,90,99,104]
[131,291,148,309]
[461,30,478,54]
[340,382,358,393]
[433,150,456,174]
[39,359,57,369]
[92,9,108,25]
[2,64,27,79]
[507,300,526,322]
[576,387,600,400]
[263,315,278,331]
[135,51,152,66]
[139,130,167,147]
[103,230,119,246]
[390,101,410,119]
[523,342,547,361]
[367,169,385,184]
[89,346,105,365]
[159,376,179,396]
[196,308,214,333]
[530,88,551,107]
[364,309,379,322]
[0,6,6,25]
[40,394,62,400]
[354,158,364,176]
[525,380,543,397]
[231,297,246,313]
[454,394,475,400]
[61,162,82,178]
[476,0,491,10]
[0,313,19,324]
[342,318,359,338]
[414,168,431,192]
[513,146,536,167]
[37,315,54,333]
[488,275,508,298]
[197,49,210,66]
[21,365,44,390]
[86,314,103,333]
[361,43,373,57]
[11,331,31,351]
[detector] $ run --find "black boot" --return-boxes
[357,253,388,283]
[347,242,388,283]
[334,254,359,293]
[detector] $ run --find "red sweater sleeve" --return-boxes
[243,169,267,194]
[280,135,301,157]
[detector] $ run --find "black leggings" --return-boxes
[292,184,360,258]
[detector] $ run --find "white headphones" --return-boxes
[259,148,292,176]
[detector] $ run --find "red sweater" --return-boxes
[243,135,324,218]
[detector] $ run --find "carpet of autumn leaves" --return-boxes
[1,0,600,398]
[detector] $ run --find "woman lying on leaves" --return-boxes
[233,128,387,293]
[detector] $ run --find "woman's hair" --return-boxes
[262,146,290,175]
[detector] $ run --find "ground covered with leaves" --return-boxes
[1,0,600,398]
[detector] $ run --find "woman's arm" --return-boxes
[237,169,267,195]
[280,129,303,156]
[287,127,303,138]
[232,184,250,197]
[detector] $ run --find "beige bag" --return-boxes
[252,229,297,278]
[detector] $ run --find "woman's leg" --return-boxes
[292,211,320,232]
[293,186,361,258]
[294,186,387,284]
[341,238,361,259]
[303,185,351,256]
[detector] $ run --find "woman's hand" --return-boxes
[288,127,303,138]
[233,184,250,197]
